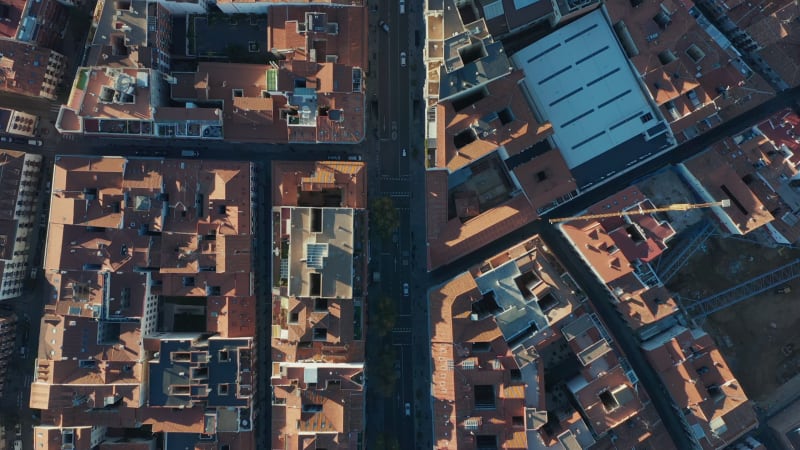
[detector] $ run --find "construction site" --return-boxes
[638,168,800,405]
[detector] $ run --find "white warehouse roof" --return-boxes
[512,8,669,171]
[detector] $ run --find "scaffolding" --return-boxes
[654,220,716,284]
[678,258,800,319]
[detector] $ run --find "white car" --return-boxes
[403,283,409,297]
[28,139,42,146]
[400,51,407,67]
[405,402,411,416]
[402,148,407,157]
[0,136,10,142]
[400,0,405,14]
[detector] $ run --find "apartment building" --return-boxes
[31,156,256,449]
[697,0,800,88]
[642,325,759,449]
[271,362,364,449]
[270,160,367,448]
[428,236,676,449]
[424,18,578,270]
[87,0,172,73]
[0,150,43,300]
[676,108,800,244]
[0,312,16,393]
[558,186,681,339]
[216,0,365,15]
[0,0,67,48]
[169,5,367,143]
[0,38,65,100]
[605,0,774,141]
[56,66,224,139]
[0,107,38,137]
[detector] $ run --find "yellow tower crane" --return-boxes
[548,199,731,224]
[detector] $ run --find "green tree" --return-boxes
[373,295,397,337]
[370,197,399,240]
[375,344,399,397]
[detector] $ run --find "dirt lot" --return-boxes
[637,168,706,233]
[668,236,800,401]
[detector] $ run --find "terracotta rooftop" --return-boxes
[642,326,759,449]
[267,5,366,68]
[428,236,590,449]
[271,160,367,208]
[604,0,773,139]
[33,156,256,443]
[681,149,774,234]
[559,186,680,329]
[271,362,364,450]
[563,314,644,436]
[0,37,65,100]
[0,0,25,39]
[435,70,553,172]
[429,270,527,450]
[271,296,364,363]
[218,0,364,5]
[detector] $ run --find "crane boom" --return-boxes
[548,199,731,224]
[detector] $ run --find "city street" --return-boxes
[0,3,796,448]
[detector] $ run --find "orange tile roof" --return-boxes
[435,71,553,173]
[0,38,65,100]
[642,326,758,449]
[429,271,527,450]
[33,156,256,441]
[682,149,774,234]
[271,160,367,208]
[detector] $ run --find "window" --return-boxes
[314,298,328,312]
[640,112,653,123]
[232,89,244,98]
[476,435,497,450]
[218,384,229,395]
[599,389,620,411]
[313,328,327,341]
[512,416,524,426]
[219,350,230,362]
[474,385,495,409]
[536,170,548,182]
[472,342,491,353]
[464,417,481,430]
[289,312,299,323]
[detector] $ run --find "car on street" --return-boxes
[27,139,42,146]
[400,51,407,67]
[379,20,389,32]
[0,136,10,142]
[405,403,411,416]
[181,150,199,157]
[402,148,407,157]
[403,282,409,297]
[400,0,405,13]
[327,154,342,161]
[347,154,362,161]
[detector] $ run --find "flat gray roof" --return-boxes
[288,207,354,299]
[512,8,670,170]
[475,260,548,341]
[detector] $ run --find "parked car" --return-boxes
[400,51,407,67]
[379,20,389,32]
[0,136,10,142]
[181,150,199,157]
[405,403,411,416]
[347,154,362,161]
[27,139,42,146]
[400,0,405,13]
[403,282,409,297]
[776,285,792,294]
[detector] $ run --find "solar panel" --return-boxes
[306,243,329,269]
